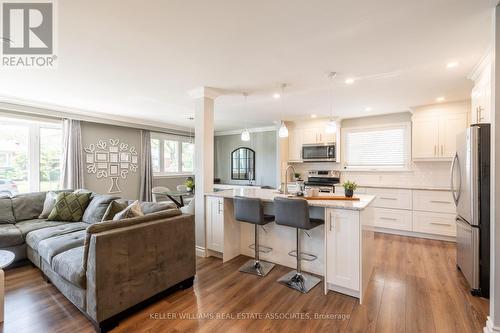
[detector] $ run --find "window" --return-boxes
[0,117,62,194]
[151,132,194,176]
[342,123,410,171]
[231,147,255,180]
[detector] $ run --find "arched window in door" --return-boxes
[231,147,255,180]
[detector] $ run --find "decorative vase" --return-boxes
[345,188,354,198]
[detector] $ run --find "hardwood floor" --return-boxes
[0,233,489,333]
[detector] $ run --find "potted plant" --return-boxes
[294,172,302,181]
[342,181,357,198]
[185,177,195,192]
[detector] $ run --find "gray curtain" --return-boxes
[60,119,84,190]
[139,130,153,201]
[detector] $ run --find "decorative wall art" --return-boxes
[84,139,139,193]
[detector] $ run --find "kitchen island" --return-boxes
[204,188,376,302]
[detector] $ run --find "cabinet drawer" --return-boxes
[413,211,456,237]
[368,188,412,210]
[413,190,455,214]
[373,208,412,231]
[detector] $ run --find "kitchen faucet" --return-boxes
[284,165,296,195]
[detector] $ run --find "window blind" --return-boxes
[344,125,409,169]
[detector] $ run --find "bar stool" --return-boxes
[273,197,324,293]
[234,196,276,277]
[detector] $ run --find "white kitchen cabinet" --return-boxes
[470,55,491,124]
[373,207,413,231]
[368,188,412,210]
[413,190,455,214]
[325,209,360,291]
[413,211,456,237]
[288,128,303,161]
[206,196,224,252]
[412,112,467,160]
[300,127,335,145]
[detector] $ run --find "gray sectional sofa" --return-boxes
[0,190,196,332]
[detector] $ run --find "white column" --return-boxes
[486,5,500,333]
[191,87,219,257]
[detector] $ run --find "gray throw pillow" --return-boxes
[82,194,121,224]
[113,200,144,220]
[39,191,58,219]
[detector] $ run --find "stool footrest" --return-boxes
[287,250,317,262]
[249,244,273,253]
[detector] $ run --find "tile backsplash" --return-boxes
[291,161,451,188]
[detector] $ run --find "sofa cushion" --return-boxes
[48,192,92,222]
[0,197,15,224]
[0,224,23,247]
[25,222,88,250]
[140,201,176,215]
[51,246,86,288]
[82,194,120,224]
[15,219,68,237]
[11,192,46,222]
[38,230,86,265]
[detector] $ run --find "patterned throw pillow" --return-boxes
[101,200,128,222]
[39,191,58,219]
[113,200,144,220]
[47,192,92,222]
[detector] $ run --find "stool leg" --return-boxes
[277,228,321,293]
[238,224,275,277]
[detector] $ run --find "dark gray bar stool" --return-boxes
[273,197,324,293]
[234,196,276,277]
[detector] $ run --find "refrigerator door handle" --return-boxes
[450,152,461,206]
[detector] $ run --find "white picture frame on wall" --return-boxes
[86,154,94,164]
[95,151,109,162]
[120,152,131,162]
[109,146,119,153]
[109,164,119,176]
[109,153,119,163]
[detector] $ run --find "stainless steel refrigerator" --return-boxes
[450,123,490,298]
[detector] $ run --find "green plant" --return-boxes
[342,181,357,191]
[185,178,194,190]
[294,172,301,179]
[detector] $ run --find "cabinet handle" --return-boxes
[434,145,437,156]
[478,106,484,122]
[379,197,397,200]
[329,213,333,231]
[380,217,397,221]
[441,145,444,156]
[430,200,452,204]
[430,222,451,227]
[218,201,222,214]
[320,133,322,142]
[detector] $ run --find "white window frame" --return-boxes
[341,122,412,172]
[151,132,194,177]
[0,115,62,192]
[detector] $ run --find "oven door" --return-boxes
[302,145,335,161]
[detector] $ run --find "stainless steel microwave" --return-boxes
[302,144,336,162]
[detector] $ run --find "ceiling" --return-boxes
[0,0,494,131]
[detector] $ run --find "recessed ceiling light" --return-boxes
[365,107,372,112]
[273,93,281,99]
[311,114,317,118]
[345,78,355,85]
[446,61,459,69]
[436,97,445,102]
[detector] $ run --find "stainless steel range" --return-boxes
[304,170,340,193]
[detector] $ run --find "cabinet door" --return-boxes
[302,127,319,144]
[207,197,224,252]
[326,209,360,291]
[288,129,303,161]
[412,118,439,159]
[317,127,335,144]
[413,211,456,237]
[439,113,468,158]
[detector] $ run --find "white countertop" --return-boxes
[334,184,450,191]
[206,188,375,211]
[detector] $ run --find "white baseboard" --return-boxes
[195,246,206,258]
[374,227,456,242]
[484,317,500,333]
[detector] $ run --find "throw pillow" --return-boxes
[39,191,58,219]
[113,200,144,220]
[47,192,92,222]
[101,200,128,222]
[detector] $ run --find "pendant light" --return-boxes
[278,83,289,138]
[325,72,337,134]
[187,116,194,144]
[241,93,250,141]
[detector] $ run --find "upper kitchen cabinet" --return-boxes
[470,53,491,124]
[412,101,469,161]
[302,127,335,144]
